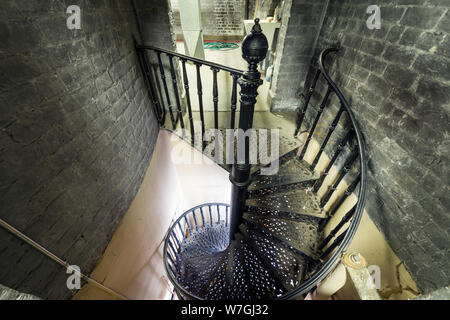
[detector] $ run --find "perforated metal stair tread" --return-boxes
[202,250,230,299]
[175,249,227,298]
[242,213,321,260]
[246,206,323,224]
[241,241,287,299]
[246,187,326,219]
[248,155,319,192]
[170,128,302,173]
[239,224,307,291]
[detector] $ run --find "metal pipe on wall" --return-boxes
[0,218,128,300]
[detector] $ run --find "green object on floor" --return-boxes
[204,41,239,51]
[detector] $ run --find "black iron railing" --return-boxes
[283,47,367,299]
[136,19,268,245]
[135,43,245,144]
[138,19,366,298]
[164,203,230,300]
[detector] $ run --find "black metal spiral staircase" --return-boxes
[136,19,367,300]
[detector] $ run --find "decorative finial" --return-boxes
[251,18,262,34]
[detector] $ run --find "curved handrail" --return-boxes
[280,48,367,299]
[163,203,230,300]
[136,44,245,76]
[162,49,367,300]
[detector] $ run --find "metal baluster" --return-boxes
[184,216,192,235]
[230,73,239,129]
[295,69,321,136]
[157,52,175,129]
[320,151,359,207]
[200,207,206,227]
[181,59,195,144]
[320,229,347,260]
[319,175,360,231]
[168,239,177,256]
[168,54,185,131]
[177,222,185,239]
[192,210,199,231]
[311,106,345,170]
[171,232,181,249]
[313,130,354,193]
[318,205,356,251]
[167,253,176,268]
[226,206,229,227]
[299,87,333,159]
[136,49,163,124]
[209,205,213,227]
[195,63,206,148]
[151,64,166,124]
[211,67,220,130]
[228,74,239,170]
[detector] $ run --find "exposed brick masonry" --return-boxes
[301,0,450,293]
[0,0,160,299]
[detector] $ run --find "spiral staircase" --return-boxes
[136,19,367,300]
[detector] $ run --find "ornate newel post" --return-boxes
[229,19,268,242]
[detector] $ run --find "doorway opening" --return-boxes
[167,0,284,114]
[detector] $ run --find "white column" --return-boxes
[178,0,205,59]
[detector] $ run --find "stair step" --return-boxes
[177,250,227,298]
[203,251,230,299]
[170,128,302,174]
[246,206,323,224]
[226,240,253,299]
[242,213,321,260]
[248,155,319,192]
[239,224,307,290]
[241,241,286,299]
[246,187,326,219]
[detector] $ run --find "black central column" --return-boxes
[229,19,268,242]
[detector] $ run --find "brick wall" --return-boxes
[170,0,245,37]
[134,0,183,115]
[0,0,160,299]
[300,0,450,293]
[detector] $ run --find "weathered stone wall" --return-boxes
[301,0,449,293]
[0,0,160,299]
[134,0,184,115]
